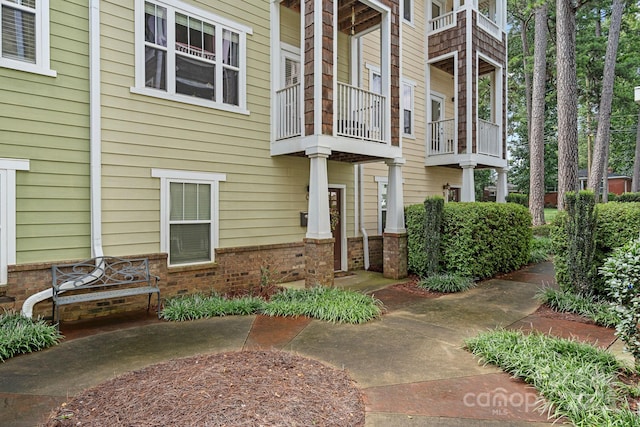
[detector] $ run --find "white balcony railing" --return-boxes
[336,82,386,143]
[429,11,455,34]
[478,119,501,157]
[428,119,455,155]
[275,84,301,140]
[478,12,501,39]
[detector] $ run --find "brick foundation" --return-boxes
[304,238,335,287]
[3,237,390,321]
[383,232,408,280]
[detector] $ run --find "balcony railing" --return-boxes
[478,12,501,39]
[428,119,455,155]
[478,119,501,157]
[275,84,302,140]
[336,82,386,143]
[428,11,455,34]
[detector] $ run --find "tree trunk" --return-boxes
[529,2,548,226]
[587,0,624,199]
[556,0,579,211]
[521,17,533,141]
[633,109,640,192]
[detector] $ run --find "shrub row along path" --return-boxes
[0,262,621,426]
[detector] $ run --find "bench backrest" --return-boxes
[52,257,155,291]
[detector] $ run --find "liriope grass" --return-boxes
[536,287,620,327]
[261,286,384,324]
[529,236,554,264]
[0,311,63,362]
[160,294,266,321]
[417,273,475,293]
[465,329,638,426]
[161,287,384,324]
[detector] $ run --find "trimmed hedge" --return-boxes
[551,201,640,295]
[406,204,428,277]
[616,192,640,203]
[407,202,532,279]
[506,193,528,207]
[441,203,532,278]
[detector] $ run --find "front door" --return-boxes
[329,188,342,271]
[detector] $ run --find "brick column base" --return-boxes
[383,232,408,280]
[304,238,335,288]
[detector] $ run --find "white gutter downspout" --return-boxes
[357,164,370,270]
[22,0,104,317]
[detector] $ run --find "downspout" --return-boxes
[22,0,104,317]
[357,164,370,270]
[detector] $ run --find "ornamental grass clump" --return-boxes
[601,237,640,368]
[465,329,637,426]
[417,273,475,293]
[535,287,619,328]
[262,286,383,324]
[160,294,266,321]
[0,311,63,362]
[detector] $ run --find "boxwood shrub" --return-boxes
[407,202,532,279]
[441,203,532,278]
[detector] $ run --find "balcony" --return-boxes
[427,119,455,155]
[275,82,388,145]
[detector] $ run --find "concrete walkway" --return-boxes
[0,262,620,426]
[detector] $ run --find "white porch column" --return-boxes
[306,146,332,239]
[496,167,508,203]
[385,157,406,233]
[460,161,476,202]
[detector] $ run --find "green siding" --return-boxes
[0,0,91,264]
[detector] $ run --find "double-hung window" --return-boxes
[152,169,226,266]
[135,0,251,113]
[402,79,415,137]
[1,0,55,75]
[403,0,413,24]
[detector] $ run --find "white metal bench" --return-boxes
[51,256,160,329]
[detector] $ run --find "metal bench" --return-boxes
[51,256,160,329]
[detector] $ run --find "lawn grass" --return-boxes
[544,208,558,224]
[466,329,639,426]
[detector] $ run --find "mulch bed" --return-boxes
[43,350,364,427]
[388,275,446,298]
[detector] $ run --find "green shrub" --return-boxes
[506,193,528,207]
[564,191,597,295]
[532,223,552,237]
[0,311,63,361]
[441,203,532,278]
[423,197,444,276]
[616,192,640,203]
[405,204,428,277]
[417,273,475,293]
[601,237,640,368]
[552,202,640,296]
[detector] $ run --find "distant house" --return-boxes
[544,169,632,207]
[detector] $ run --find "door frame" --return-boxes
[329,184,347,271]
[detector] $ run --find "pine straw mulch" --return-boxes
[43,350,365,427]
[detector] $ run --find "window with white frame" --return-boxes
[135,0,251,112]
[0,159,29,285]
[402,80,415,137]
[152,169,225,266]
[280,43,300,88]
[1,0,54,76]
[403,0,413,23]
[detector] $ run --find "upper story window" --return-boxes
[0,0,55,76]
[403,0,413,23]
[402,80,415,137]
[134,0,252,114]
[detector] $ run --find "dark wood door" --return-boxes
[329,188,342,271]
